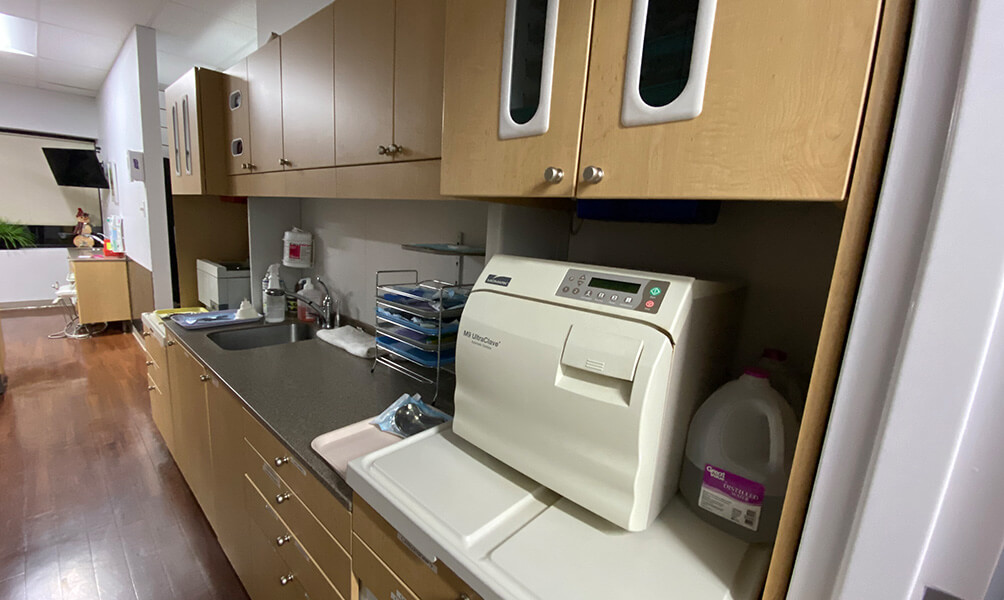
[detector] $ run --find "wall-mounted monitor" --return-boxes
[41,148,110,189]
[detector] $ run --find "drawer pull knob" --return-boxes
[543,166,564,183]
[458,595,471,600]
[378,145,389,155]
[279,573,295,586]
[276,492,291,504]
[274,456,291,467]
[166,340,175,346]
[582,165,604,184]
[199,374,210,382]
[147,385,156,391]
[141,331,151,337]
[276,534,291,547]
[146,360,154,366]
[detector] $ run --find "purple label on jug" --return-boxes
[702,464,764,506]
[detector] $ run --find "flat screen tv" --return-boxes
[42,148,110,189]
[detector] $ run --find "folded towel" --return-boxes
[317,326,378,358]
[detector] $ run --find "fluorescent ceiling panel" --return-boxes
[0,12,38,56]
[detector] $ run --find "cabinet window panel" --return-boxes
[638,0,698,107]
[509,0,547,124]
[499,0,559,139]
[621,0,717,126]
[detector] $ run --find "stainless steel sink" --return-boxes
[208,322,317,351]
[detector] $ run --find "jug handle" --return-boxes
[750,395,787,471]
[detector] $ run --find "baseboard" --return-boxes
[0,300,55,311]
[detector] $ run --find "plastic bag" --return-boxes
[370,394,452,438]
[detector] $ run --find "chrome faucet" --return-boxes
[283,276,339,329]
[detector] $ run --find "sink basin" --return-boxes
[208,322,317,351]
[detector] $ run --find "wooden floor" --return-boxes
[0,310,249,600]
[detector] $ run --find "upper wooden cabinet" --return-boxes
[440,0,885,201]
[165,68,227,195]
[247,36,284,174]
[336,0,445,166]
[223,59,252,176]
[441,0,592,198]
[335,0,395,166]
[281,5,335,170]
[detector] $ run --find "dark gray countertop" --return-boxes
[164,318,452,509]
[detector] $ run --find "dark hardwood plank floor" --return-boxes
[0,310,249,600]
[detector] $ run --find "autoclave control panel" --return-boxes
[554,269,670,314]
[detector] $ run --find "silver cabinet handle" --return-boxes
[279,158,292,166]
[276,535,291,547]
[274,456,290,467]
[544,166,564,183]
[276,492,291,504]
[389,143,403,155]
[458,595,471,600]
[378,145,389,155]
[145,360,154,366]
[279,573,295,586]
[199,374,210,382]
[582,166,604,184]
[242,162,257,170]
[141,331,151,337]
[147,385,156,391]
[166,340,175,346]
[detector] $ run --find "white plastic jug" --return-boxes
[680,367,799,543]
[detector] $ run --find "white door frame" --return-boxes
[790,0,1004,598]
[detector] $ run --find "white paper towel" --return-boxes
[317,326,378,358]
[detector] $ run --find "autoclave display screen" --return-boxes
[588,277,641,293]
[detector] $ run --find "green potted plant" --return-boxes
[0,219,35,249]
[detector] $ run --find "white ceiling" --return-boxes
[0,0,257,96]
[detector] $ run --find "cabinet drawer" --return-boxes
[245,475,345,600]
[146,359,168,395]
[353,496,483,600]
[242,406,352,548]
[353,533,420,600]
[245,440,353,598]
[244,479,312,600]
[142,329,167,368]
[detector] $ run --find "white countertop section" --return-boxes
[348,425,770,600]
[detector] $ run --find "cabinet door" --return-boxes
[391,0,445,162]
[149,373,173,454]
[72,260,131,324]
[224,59,252,176]
[439,0,593,197]
[247,36,285,173]
[207,376,252,582]
[281,5,335,170]
[577,0,884,200]
[165,74,190,194]
[167,337,214,519]
[334,0,395,166]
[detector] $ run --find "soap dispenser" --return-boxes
[263,263,285,324]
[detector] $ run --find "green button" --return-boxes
[650,287,662,296]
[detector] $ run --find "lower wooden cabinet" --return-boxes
[71,259,131,324]
[207,375,252,579]
[149,336,490,600]
[142,327,173,453]
[353,496,482,600]
[354,535,421,600]
[166,332,215,522]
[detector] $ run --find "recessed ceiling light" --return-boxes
[0,12,38,57]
